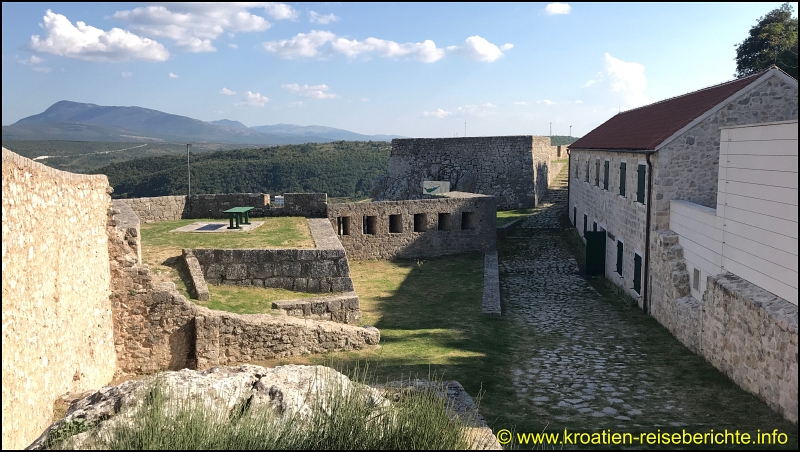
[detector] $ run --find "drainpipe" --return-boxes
[643,152,654,314]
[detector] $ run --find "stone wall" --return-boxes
[327,192,496,260]
[117,192,330,223]
[272,292,362,324]
[2,149,117,450]
[188,219,353,293]
[652,74,798,230]
[649,229,798,423]
[379,136,557,210]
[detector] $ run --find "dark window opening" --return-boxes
[573,207,577,228]
[389,214,403,233]
[583,214,587,234]
[438,213,452,231]
[595,159,600,186]
[637,164,646,204]
[633,253,642,294]
[693,268,700,291]
[616,240,624,276]
[593,221,597,232]
[413,213,427,232]
[585,159,590,182]
[619,162,627,197]
[461,211,477,230]
[364,216,377,235]
[337,216,350,235]
[603,160,610,190]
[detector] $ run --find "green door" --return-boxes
[585,231,606,277]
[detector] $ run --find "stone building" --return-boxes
[377,136,559,210]
[567,66,798,306]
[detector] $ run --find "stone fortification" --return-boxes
[272,292,362,324]
[118,192,328,223]
[378,136,557,210]
[187,219,354,293]
[650,230,798,423]
[327,192,496,260]
[2,149,117,450]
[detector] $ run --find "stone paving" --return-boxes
[495,168,796,439]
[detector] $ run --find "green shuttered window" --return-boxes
[619,162,626,197]
[637,164,646,204]
[633,253,642,294]
[616,240,623,276]
[603,160,609,190]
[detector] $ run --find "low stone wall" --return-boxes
[650,229,798,423]
[194,311,379,368]
[273,292,362,324]
[118,193,277,223]
[284,193,328,217]
[110,200,142,265]
[183,251,209,301]
[328,192,496,260]
[118,195,188,223]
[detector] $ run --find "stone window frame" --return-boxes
[438,212,452,231]
[603,158,610,191]
[413,213,428,233]
[461,211,477,230]
[619,159,627,198]
[389,214,403,234]
[595,158,601,187]
[337,216,350,236]
[585,158,590,183]
[363,215,378,235]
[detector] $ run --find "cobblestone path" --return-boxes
[494,169,795,442]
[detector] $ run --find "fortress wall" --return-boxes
[2,149,116,450]
[327,192,496,260]
[380,136,542,210]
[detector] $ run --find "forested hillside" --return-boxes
[96,141,390,199]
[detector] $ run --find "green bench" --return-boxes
[223,207,254,229]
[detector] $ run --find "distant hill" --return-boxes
[3,101,401,145]
[549,135,579,146]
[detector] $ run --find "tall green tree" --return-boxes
[735,3,798,79]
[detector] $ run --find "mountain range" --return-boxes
[2,101,403,144]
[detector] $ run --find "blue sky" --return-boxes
[1,2,794,138]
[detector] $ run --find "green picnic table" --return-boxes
[223,207,254,229]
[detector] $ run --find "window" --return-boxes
[583,214,587,234]
[438,213,452,230]
[575,160,579,179]
[364,216,377,235]
[573,206,577,228]
[389,214,403,233]
[585,159,590,182]
[461,211,477,230]
[593,221,597,232]
[633,253,642,294]
[595,159,600,186]
[414,213,427,232]
[337,216,350,235]
[619,162,627,197]
[603,160,609,190]
[616,240,623,276]
[693,268,700,291]
[637,164,646,204]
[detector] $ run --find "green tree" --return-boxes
[735,3,798,79]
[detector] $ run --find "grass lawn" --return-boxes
[140,217,317,314]
[496,208,537,226]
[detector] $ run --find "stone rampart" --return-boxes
[272,292,362,324]
[118,192,328,223]
[650,229,798,423]
[379,136,557,210]
[2,148,117,450]
[327,192,496,260]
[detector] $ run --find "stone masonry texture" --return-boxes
[650,229,798,423]
[2,148,117,450]
[327,192,496,260]
[379,136,559,210]
[272,292,362,324]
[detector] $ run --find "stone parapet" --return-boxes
[182,250,210,301]
[272,292,362,324]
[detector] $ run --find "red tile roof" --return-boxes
[568,69,770,151]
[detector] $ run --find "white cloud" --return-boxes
[574,100,583,103]
[169,72,178,78]
[228,43,238,49]
[263,30,337,58]
[424,103,498,119]
[603,52,648,108]
[265,32,509,63]
[513,101,528,105]
[331,36,445,62]
[309,11,339,24]
[545,3,571,15]
[282,83,337,99]
[583,79,597,88]
[30,10,169,62]
[121,71,133,77]
[446,36,512,62]
[289,100,304,106]
[423,108,453,118]
[17,54,52,72]
[536,100,555,105]
[112,3,296,53]
[220,87,236,95]
[242,91,269,107]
